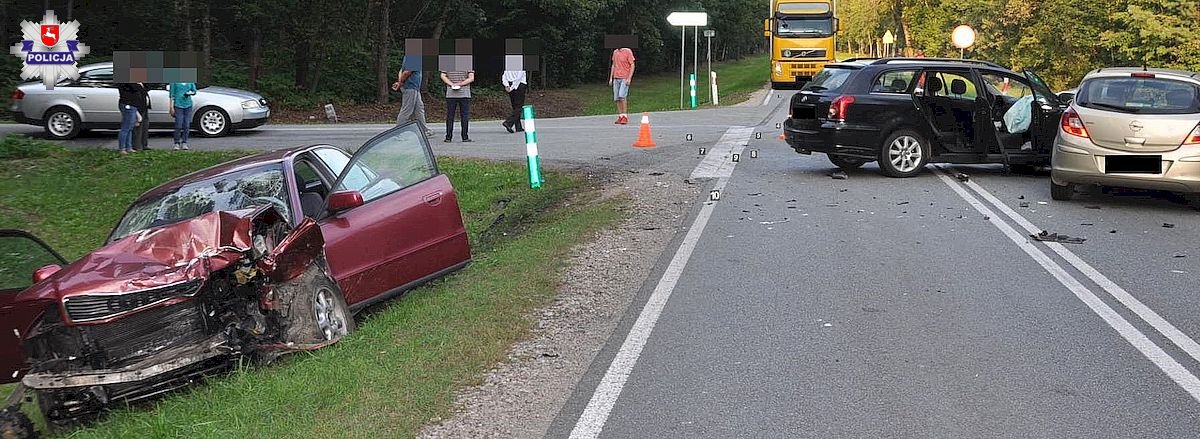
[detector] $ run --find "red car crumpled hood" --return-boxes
[16,207,267,303]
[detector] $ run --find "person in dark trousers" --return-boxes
[116,83,144,155]
[440,69,475,142]
[130,83,153,150]
[502,68,527,133]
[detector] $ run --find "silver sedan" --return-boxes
[9,62,271,140]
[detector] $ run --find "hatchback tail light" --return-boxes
[1185,124,1200,146]
[10,89,23,100]
[1060,108,1089,138]
[828,95,855,122]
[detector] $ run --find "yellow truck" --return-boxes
[764,0,839,89]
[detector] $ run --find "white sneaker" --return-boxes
[181,143,190,150]
[173,143,180,150]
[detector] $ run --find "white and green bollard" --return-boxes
[689,73,697,108]
[522,105,543,189]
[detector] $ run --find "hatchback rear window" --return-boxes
[1076,77,1200,114]
[802,67,855,93]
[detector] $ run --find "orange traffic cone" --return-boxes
[632,112,657,148]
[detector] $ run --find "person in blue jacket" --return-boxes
[169,82,198,150]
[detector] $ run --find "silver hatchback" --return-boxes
[1051,68,1200,201]
[9,62,271,140]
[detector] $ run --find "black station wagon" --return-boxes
[783,58,1067,177]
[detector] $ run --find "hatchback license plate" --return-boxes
[1105,155,1161,174]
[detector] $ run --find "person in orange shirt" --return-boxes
[609,47,636,124]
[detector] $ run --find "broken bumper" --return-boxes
[783,118,880,159]
[22,334,228,389]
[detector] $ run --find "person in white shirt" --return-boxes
[502,69,527,133]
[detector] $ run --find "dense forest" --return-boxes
[839,0,1200,89]
[2,0,1198,109]
[1,0,767,109]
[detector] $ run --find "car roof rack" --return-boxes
[868,57,1005,69]
[838,57,882,63]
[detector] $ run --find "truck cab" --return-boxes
[765,0,840,90]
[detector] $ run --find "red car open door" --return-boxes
[316,122,471,307]
[0,230,69,384]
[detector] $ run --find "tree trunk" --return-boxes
[201,0,211,84]
[376,0,390,104]
[248,29,262,89]
[310,54,324,93]
[295,42,310,89]
[893,0,913,56]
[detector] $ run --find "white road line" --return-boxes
[257,124,734,132]
[569,127,753,439]
[761,89,774,106]
[944,165,1200,366]
[689,127,755,180]
[931,167,1200,402]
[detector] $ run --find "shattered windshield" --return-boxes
[109,165,291,241]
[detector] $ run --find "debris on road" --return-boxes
[1018,195,1025,200]
[955,173,970,182]
[747,193,763,197]
[648,172,664,176]
[1031,230,1086,244]
[897,201,910,205]
[1085,205,1102,210]
[822,323,833,328]
[1163,223,1176,228]
[830,171,848,180]
[1174,254,1187,258]
[759,218,791,225]
[1171,270,1188,274]
[1081,223,1094,226]
[1037,201,1048,205]
[1110,230,1118,234]
[1019,202,1031,208]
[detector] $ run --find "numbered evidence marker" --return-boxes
[732,153,740,163]
[686,133,694,141]
[709,190,721,201]
[755,132,762,140]
[750,150,759,158]
[775,122,782,129]
[699,147,707,155]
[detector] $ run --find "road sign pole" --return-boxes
[680,26,685,109]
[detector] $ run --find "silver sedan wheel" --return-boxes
[47,112,75,137]
[313,287,349,341]
[200,109,226,136]
[888,135,924,173]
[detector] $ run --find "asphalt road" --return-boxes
[10,93,1200,437]
[542,93,1200,438]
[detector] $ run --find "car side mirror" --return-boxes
[326,190,364,213]
[33,264,62,284]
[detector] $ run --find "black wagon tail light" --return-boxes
[828,95,855,122]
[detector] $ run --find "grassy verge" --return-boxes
[0,135,622,438]
[573,53,769,116]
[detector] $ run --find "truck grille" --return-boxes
[64,280,203,323]
[782,49,827,59]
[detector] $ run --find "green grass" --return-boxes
[575,53,769,116]
[0,137,622,438]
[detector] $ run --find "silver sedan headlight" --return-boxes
[241,99,262,109]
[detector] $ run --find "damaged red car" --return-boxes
[0,122,471,430]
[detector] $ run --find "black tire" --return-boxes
[1010,164,1040,175]
[42,106,81,140]
[278,258,354,346]
[827,154,867,170]
[877,129,931,178]
[0,407,36,439]
[193,106,230,138]
[1051,179,1075,201]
